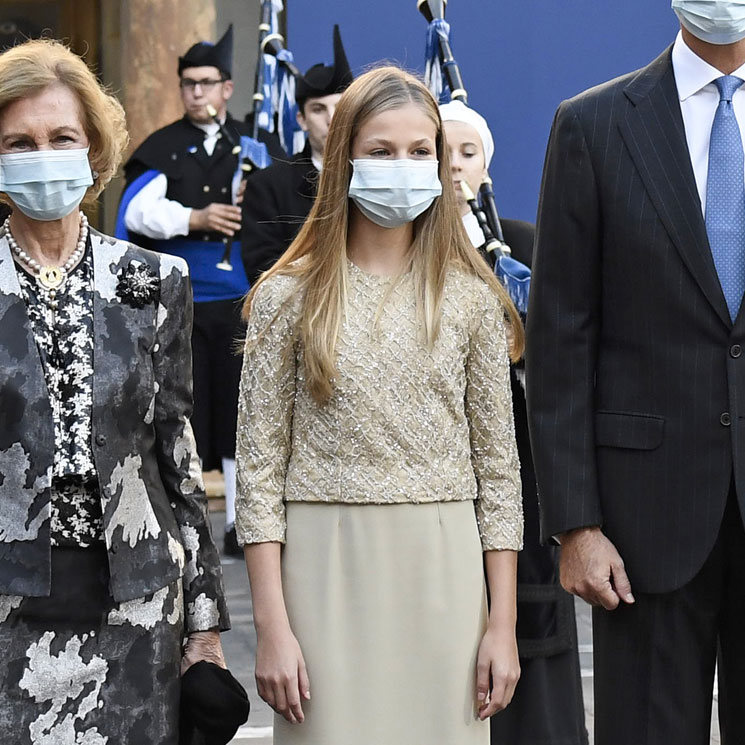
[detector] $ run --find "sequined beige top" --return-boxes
[235,260,522,551]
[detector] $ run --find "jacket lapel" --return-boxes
[90,230,134,434]
[90,229,158,381]
[618,47,731,328]
[0,236,48,383]
[0,235,22,298]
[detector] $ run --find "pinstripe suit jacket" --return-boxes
[526,46,741,594]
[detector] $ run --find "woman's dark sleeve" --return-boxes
[153,256,230,632]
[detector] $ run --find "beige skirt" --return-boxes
[276,500,490,745]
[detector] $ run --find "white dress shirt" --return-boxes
[123,120,223,240]
[672,31,745,215]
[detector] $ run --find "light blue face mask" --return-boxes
[672,0,745,45]
[0,147,93,221]
[348,159,442,229]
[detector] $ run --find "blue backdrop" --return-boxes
[287,2,680,223]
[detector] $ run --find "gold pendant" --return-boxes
[38,266,65,290]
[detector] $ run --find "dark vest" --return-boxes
[122,115,252,245]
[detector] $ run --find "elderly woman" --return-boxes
[0,40,229,744]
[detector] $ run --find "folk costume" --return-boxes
[116,26,249,553]
[439,101,587,745]
[481,218,586,745]
[240,25,352,284]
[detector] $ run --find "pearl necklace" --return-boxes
[4,214,88,308]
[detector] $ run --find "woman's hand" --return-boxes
[475,624,520,720]
[255,623,310,724]
[181,629,227,675]
[243,543,307,723]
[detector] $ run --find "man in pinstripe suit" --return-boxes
[527,4,745,743]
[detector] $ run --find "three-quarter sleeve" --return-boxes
[153,257,229,632]
[466,285,523,551]
[235,276,297,545]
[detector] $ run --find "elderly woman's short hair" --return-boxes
[0,39,128,201]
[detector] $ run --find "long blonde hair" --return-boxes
[245,65,524,404]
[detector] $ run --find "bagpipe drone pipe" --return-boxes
[215,0,303,270]
[419,0,530,317]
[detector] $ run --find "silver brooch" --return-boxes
[116,262,160,308]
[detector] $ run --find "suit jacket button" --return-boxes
[720,412,732,426]
[731,344,742,358]
[95,434,107,446]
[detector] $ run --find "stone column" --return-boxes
[120,0,216,153]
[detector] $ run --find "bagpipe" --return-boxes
[215,0,303,270]
[419,0,530,317]
[252,1,304,155]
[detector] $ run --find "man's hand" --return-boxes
[189,202,242,237]
[558,526,635,610]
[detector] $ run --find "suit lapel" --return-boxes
[90,228,158,362]
[618,47,731,328]
[91,230,135,426]
[91,228,130,304]
[0,236,48,385]
[0,235,22,298]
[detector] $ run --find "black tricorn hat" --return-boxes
[296,25,353,109]
[178,661,250,745]
[178,24,234,79]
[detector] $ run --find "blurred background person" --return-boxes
[0,39,229,744]
[240,25,352,285]
[441,99,588,745]
[116,26,250,557]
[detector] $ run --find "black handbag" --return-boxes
[179,661,250,745]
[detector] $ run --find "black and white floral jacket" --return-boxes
[0,228,228,633]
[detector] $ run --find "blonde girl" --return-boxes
[236,65,523,745]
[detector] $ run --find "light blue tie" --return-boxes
[706,75,745,322]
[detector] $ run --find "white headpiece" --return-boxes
[439,100,494,169]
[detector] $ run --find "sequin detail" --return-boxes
[235,262,522,551]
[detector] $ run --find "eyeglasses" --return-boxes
[179,77,225,92]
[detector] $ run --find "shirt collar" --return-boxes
[193,120,221,138]
[673,30,745,101]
